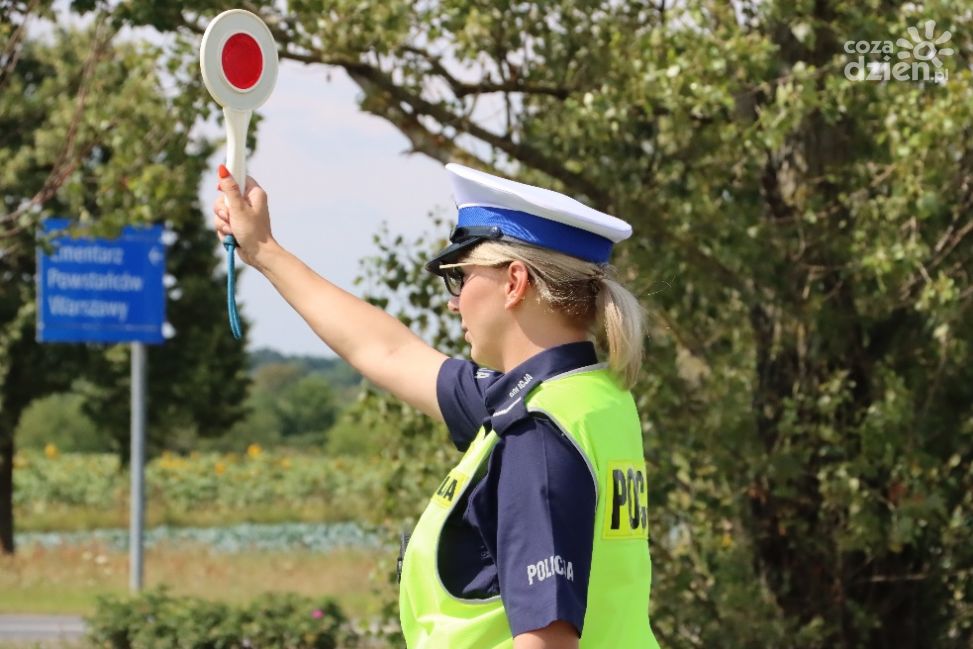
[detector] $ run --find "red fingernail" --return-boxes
[218,164,229,178]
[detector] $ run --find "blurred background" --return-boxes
[1,0,971,648]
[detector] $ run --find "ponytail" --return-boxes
[593,277,646,389]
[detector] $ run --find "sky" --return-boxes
[205,61,454,357]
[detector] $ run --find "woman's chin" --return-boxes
[469,345,500,372]
[468,341,485,365]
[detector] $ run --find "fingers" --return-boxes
[243,175,261,195]
[217,166,247,213]
[217,171,266,211]
[246,177,268,214]
[213,215,232,239]
[211,195,232,240]
[215,216,232,238]
[213,167,269,245]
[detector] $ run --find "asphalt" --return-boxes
[0,615,86,643]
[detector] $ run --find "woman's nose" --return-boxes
[447,296,460,313]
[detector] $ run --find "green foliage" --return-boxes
[277,374,339,439]
[325,410,398,457]
[249,348,363,392]
[15,440,396,539]
[14,450,385,527]
[13,348,360,456]
[86,588,352,649]
[223,361,343,451]
[14,450,121,510]
[16,392,110,453]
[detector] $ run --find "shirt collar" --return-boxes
[483,341,600,420]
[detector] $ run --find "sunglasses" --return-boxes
[442,267,467,297]
[440,261,521,297]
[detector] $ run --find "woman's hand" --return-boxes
[212,165,278,270]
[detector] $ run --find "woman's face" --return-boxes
[447,264,509,369]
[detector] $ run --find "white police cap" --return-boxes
[425,163,632,275]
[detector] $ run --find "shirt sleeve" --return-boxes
[436,358,501,451]
[471,416,596,637]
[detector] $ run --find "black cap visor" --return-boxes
[425,225,505,276]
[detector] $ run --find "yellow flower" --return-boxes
[44,443,59,459]
[721,533,734,549]
[159,451,181,470]
[246,443,263,459]
[214,461,226,476]
[279,458,292,470]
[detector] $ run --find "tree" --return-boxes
[227,362,340,449]
[16,392,108,452]
[117,0,973,646]
[0,3,249,553]
[275,374,338,440]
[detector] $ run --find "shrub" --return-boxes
[86,588,355,649]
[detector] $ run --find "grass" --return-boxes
[0,542,389,618]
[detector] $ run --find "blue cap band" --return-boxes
[457,205,614,263]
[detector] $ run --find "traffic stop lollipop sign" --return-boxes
[200,9,277,188]
[200,9,278,338]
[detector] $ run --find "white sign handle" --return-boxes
[224,107,252,203]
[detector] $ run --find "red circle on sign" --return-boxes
[221,33,263,90]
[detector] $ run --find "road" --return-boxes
[0,615,86,643]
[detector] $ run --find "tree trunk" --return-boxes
[0,425,13,554]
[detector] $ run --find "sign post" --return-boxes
[37,218,168,592]
[129,341,147,592]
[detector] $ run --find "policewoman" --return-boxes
[213,162,660,649]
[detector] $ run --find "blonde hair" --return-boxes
[458,241,646,388]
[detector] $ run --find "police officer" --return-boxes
[214,162,660,649]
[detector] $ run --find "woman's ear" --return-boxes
[504,261,531,309]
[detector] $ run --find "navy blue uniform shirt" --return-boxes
[435,342,600,637]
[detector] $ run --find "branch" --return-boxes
[353,82,493,172]
[0,18,116,234]
[399,45,572,99]
[898,171,973,303]
[760,151,798,223]
[0,0,39,98]
[648,302,708,361]
[0,134,107,242]
[930,216,973,271]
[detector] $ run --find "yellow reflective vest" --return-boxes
[399,366,661,649]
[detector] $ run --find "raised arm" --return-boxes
[214,168,447,421]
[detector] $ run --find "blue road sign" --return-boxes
[36,218,167,344]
